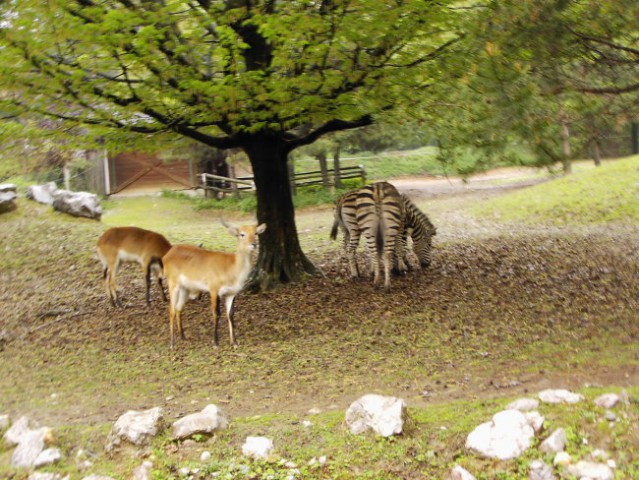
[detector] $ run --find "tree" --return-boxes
[428,0,639,175]
[0,0,459,289]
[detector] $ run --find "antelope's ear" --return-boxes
[256,223,267,234]
[220,217,238,236]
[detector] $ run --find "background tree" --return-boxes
[429,0,639,175]
[0,0,460,289]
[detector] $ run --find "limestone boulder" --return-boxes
[345,394,407,437]
[52,189,102,220]
[466,409,536,460]
[172,404,228,440]
[0,183,17,213]
[26,182,58,205]
[106,407,163,452]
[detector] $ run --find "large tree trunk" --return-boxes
[242,134,316,290]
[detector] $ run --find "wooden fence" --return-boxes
[200,165,366,197]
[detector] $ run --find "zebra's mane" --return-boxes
[401,195,436,234]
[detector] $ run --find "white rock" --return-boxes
[538,389,584,404]
[345,394,407,437]
[529,459,556,480]
[465,410,535,460]
[506,398,539,412]
[302,420,313,428]
[4,416,33,446]
[172,404,228,439]
[525,411,544,432]
[11,427,55,468]
[34,447,62,468]
[594,393,620,409]
[242,436,273,460]
[200,451,211,462]
[26,182,58,205]
[106,407,163,451]
[52,189,102,220]
[540,428,566,454]
[566,461,614,480]
[451,464,476,480]
[553,451,572,467]
[81,475,117,480]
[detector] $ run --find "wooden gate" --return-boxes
[109,152,195,195]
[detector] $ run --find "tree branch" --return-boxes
[289,115,373,149]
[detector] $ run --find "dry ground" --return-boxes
[1,170,638,430]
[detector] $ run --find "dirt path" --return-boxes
[391,167,549,200]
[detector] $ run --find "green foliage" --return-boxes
[0,1,458,144]
[472,155,639,224]
[427,0,639,175]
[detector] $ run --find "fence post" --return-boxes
[229,165,240,199]
[333,145,342,189]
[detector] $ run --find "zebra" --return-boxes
[350,182,405,292]
[329,189,359,267]
[399,195,437,270]
[330,187,437,281]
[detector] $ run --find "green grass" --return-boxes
[293,147,441,180]
[472,155,639,224]
[3,388,636,479]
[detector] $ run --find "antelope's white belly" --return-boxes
[178,275,208,292]
[118,250,143,264]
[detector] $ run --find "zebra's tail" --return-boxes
[329,218,339,240]
[375,216,385,256]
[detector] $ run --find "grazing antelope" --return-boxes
[163,221,266,349]
[96,226,172,307]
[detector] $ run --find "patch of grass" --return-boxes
[472,155,639,225]
[4,388,635,479]
[293,147,441,181]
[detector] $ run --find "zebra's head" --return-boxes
[413,226,436,268]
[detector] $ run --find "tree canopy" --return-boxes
[428,0,639,173]
[0,0,461,288]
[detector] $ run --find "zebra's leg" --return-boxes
[346,229,361,278]
[392,232,408,275]
[382,249,393,293]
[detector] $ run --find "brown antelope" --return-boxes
[96,226,172,307]
[162,221,266,349]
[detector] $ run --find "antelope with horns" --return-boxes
[162,220,267,349]
[97,226,172,307]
